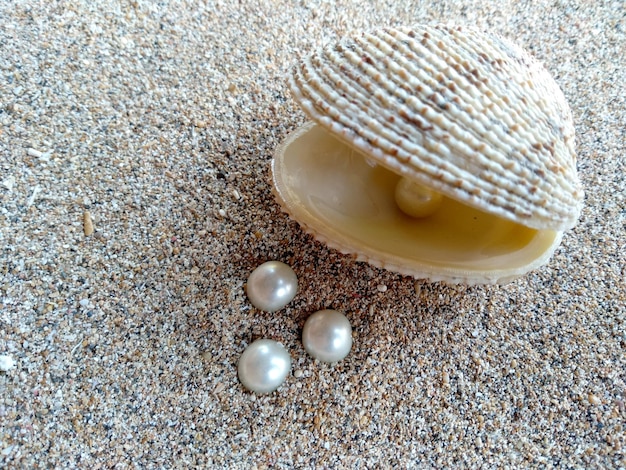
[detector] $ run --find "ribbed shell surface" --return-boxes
[288,25,583,230]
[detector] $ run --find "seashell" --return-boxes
[272,25,583,284]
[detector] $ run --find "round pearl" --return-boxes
[302,309,353,363]
[394,177,443,218]
[246,261,298,312]
[238,339,291,393]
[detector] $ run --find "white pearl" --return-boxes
[246,261,298,312]
[395,177,443,218]
[238,339,291,393]
[302,309,352,363]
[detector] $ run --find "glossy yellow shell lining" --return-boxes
[272,122,562,284]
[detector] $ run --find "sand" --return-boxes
[1,0,624,468]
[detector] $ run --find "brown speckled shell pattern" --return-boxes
[288,25,583,231]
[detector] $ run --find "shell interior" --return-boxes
[272,122,562,284]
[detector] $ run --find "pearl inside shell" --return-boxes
[246,261,298,312]
[237,339,291,393]
[302,309,353,363]
[395,177,443,218]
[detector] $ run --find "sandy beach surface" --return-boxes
[1,1,624,467]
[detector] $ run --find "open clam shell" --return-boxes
[272,25,582,284]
